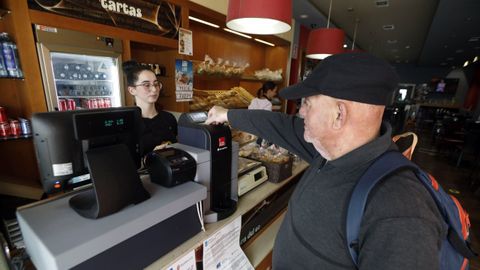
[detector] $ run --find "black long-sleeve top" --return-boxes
[140,111,177,156]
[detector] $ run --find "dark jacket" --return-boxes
[228,109,445,270]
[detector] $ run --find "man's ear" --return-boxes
[333,101,347,129]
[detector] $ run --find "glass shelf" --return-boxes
[0,134,32,141]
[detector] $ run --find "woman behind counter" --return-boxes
[248,81,278,111]
[123,61,177,156]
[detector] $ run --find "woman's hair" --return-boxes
[256,81,277,98]
[122,60,153,86]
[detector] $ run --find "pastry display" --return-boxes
[189,86,254,111]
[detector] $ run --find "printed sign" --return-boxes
[28,0,181,38]
[178,28,193,56]
[175,59,193,101]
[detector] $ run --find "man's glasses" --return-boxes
[134,81,162,91]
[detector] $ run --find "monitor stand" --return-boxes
[69,144,150,219]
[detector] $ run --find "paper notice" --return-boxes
[165,250,196,270]
[203,216,254,270]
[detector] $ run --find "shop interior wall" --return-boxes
[190,22,289,96]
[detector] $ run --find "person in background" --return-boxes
[248,81,278,111]
[205,52,445,269]
[123,60,177,156]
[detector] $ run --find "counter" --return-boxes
[147,161,309,269]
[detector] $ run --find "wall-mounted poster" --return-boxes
[175,59,193,101]
[178,28,193,56]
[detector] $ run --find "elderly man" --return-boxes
[205,52,445,269]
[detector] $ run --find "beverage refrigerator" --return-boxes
[34,25,125,111]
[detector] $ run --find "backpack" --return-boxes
[346,151,477,269]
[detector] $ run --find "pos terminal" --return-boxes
[178,112,237,222]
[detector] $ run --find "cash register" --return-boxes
[177,111,237,222]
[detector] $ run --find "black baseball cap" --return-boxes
[280,52,399,105]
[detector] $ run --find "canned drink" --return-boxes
[67,99,76,110]
[9,120,21,136]
[103,98,111,108]
[0,122,10,137]
[90,98,98,109]
[18,118,31,135]
[0,106,7,122]
[58,99,68,111]
[97,98,105,108]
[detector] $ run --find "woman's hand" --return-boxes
[205,106,229,125]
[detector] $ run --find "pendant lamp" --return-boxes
[306,0,345,59]
[226,0,292,35]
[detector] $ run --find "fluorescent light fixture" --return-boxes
[473,56,478,62]
[463,61,469,67]
[189,16,220,28]
[254,38,275,47]
[223,28,252,39]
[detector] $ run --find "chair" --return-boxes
[392,132,418,160]
[453,129,480,167]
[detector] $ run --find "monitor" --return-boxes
[32,107,150,219]
[393,83,416,103]
[428,78,459,97]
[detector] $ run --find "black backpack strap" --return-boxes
[346,151,417,266]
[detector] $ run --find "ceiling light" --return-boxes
[440,62,447,66]
[447,57,454,61]
[306,0,345,59]
[226,0,292,35]
[188,16,220,28]
[300,14,309,19]
[463,61,469,67]
[405,45,411,49]
[382,25,395,30]
[473,56,478,62]
[223,28,252,39]
[375,0,389,7]
[387,39,397,44]
[343,44,348,48]
[254,38,275,46]
[455,49,464,53]
[468,37,479,42]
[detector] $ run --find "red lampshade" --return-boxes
[306,28,345,59]
[226,0,292,35]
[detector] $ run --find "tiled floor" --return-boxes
[412,129,480,269]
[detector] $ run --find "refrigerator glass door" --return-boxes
[50,52,121,111]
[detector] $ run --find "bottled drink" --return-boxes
[0,46,8,77]
[0,32,23,78]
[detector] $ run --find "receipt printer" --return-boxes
[178,111,237,222]
[145,148,196,187]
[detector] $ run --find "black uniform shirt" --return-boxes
[141,111,177,156]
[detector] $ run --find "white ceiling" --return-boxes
[293,0,480,68]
